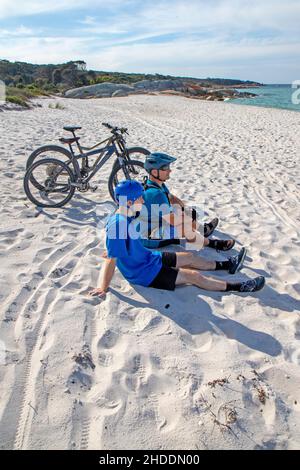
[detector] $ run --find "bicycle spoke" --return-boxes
[25,159,74,207]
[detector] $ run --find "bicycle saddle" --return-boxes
[59,137,80,144]
[63,126,82,132]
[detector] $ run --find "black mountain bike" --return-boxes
[24,122,150,208]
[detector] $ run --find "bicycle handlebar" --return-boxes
[102,122,128,135]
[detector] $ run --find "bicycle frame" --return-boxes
[64,133,130,183]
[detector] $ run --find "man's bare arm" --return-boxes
[168,193,185,208]
[89,257,116,298]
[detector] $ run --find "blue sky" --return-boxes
[0,0,299,83]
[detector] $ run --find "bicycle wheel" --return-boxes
[110,147,150,198]
[127,147,150,160]
[26,145,73,191]
[24,158,76,208]
[108,159,147,202]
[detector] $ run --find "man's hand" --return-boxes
[88,287,107,299]
[102,250,108,258]
[169,193,185,208]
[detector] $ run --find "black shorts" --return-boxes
[149,252,178,291]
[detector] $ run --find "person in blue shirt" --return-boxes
[139,152,235,250]
[89,180,265,298]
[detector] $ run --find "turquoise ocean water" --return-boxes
[229,84,300,112]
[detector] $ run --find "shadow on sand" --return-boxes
[110,283,283,357]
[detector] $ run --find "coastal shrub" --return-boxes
[5,85,50,107]
[49,102,65,110]
[1,60,262,94]
[6,85,49,98]
[6,95,29,107]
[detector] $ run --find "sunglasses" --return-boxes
[159,165,171,171]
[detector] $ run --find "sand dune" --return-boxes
[0,95,300,449]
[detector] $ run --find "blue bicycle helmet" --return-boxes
[144,152,177,173]
[114,180,144,204]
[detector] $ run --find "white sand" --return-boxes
[0,95,300,450]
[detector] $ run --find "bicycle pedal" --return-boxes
[90,185,98,192]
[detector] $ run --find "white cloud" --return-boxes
[137,0,300,34]
[87,36,300,73]
[2,0,300,35]
[1,33,299,82]
[0,1,79,19]
[0,0,120,19]
[76,0,300,38]
[0,25,35,38]
[79,16,97,26]
[0,36,94,64]
[1,0,299,82]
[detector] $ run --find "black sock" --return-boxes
[226,282,241,292]
[215,260,230,271]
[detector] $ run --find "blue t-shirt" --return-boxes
[106,213,162,286]
[139,179,177,247]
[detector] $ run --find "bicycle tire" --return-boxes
[127,146,150,158]
[26,145,74,191]
[110,147,150,199]
[24,157,76,208]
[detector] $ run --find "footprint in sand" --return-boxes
[180,332,213,353]
[98,351,114,367]
[4,172,15,178]
[122,354,148,393]
[98,329,120,349]
[99,347,181,432]
[256,384,277,431]
[50,267,69,279]
[68,368,93,392]
[0,228,24,248]
[61,281,82,292]
[0,228,24,239]
[151,387,182,433]
[149,355,163,369]
[133,310,164,333]
[95,386,124,415]
[285,346,300,366]
[255,438,289,450]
